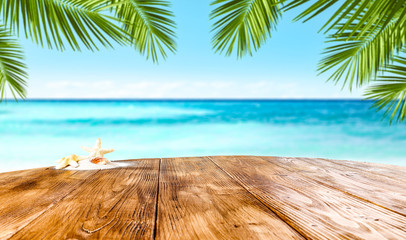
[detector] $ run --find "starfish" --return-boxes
[81,138,114,160]
[56,154,83,169]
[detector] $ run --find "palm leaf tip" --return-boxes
[110,0,177,63]
[317,7,406,90]
[0,26,27,101]
[210,0,282,58]
[0,0,129,52]
[364,54,406,124]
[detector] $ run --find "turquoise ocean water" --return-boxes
[0,100,405,172]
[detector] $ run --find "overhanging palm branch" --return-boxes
[209,0,406,123]
[0,0,178,101]
[0,25,27,100]
[319,13,406,90]
[365,53,406,124]
[108,0,176,62]
[0,0,129,51]
[284,0,406,38]
[285,0,406,123]
[210,0,281,57]
[282,0,406,89]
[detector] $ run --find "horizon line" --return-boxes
[5,98,369,101]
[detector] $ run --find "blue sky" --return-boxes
[21,0,363,99]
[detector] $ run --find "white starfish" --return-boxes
[81,138,114,159]
[56,154,83,169]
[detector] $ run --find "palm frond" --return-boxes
[365,53,406,123]
[284,0,406,38]
[0,25,27,101]
[210,0,281,57]
[0,0,128,51]
[319,13,406,89]
[108,0,176,62]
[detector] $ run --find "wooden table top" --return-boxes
[0,156,405,239]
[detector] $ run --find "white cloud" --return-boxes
[26,76,363,99]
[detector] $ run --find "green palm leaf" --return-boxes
[210,0,281,57]
[108,0,176,62]
[284,0,406,38]
[319,14,406,89]
[0,25,27,100]
[0,0,128,51]
[365,53,406,123]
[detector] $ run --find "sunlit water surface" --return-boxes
[1,100,405,172]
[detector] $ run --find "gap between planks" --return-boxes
[206,156,309,240]
[275,157,406,218]
[156,157,305,239]
[5,157,405,239]
[315,157,406,184]
[152,158,162,240]
[210,156,406,240]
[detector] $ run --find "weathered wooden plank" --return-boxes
[156,157,304,240]
[0,167,50,189]
[210,156,406,240]
[320,158,406,183]
[9,159,159,240]
[0,168,96,239]
[269,156,406,216]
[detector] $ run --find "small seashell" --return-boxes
[90,157,109,165]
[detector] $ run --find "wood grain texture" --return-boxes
[269,156,406,216]
[1,156,405,240]
[0,167,53,190]
[156,157,304,240]
[8,159,159,240]
[319,158,406,183]
[210,156,406,240]
[0,168,96,239]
